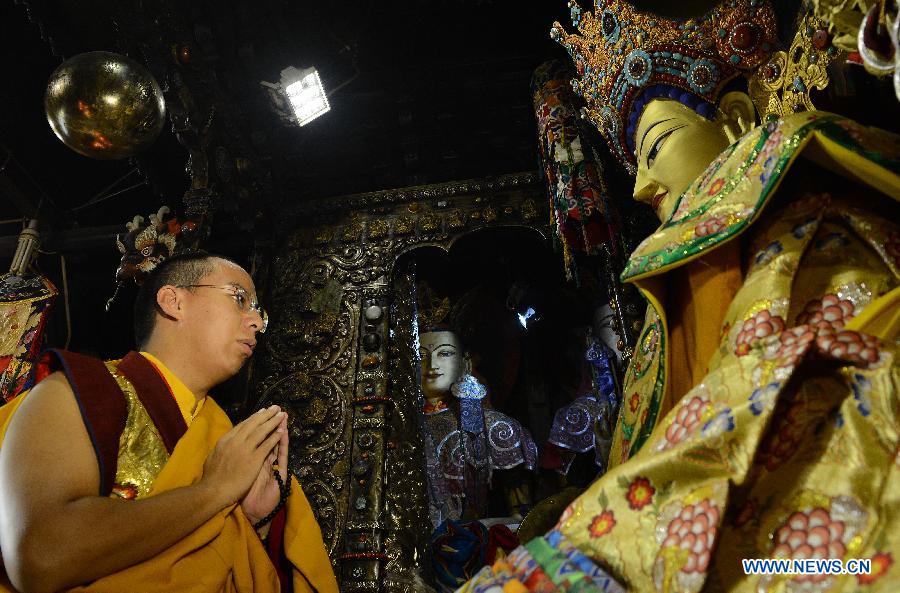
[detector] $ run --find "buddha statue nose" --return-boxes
[633,177,660,205]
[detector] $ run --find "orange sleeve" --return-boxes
[665,241,743,411]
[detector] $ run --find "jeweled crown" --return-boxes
[552,0,779,173]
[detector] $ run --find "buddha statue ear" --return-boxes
[717,91,757,144]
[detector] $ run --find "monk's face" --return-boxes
[182,259,265,380]
[419,330,464,399]
[632,98,732,221]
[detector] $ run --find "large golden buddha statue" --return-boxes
[456,0,900,591]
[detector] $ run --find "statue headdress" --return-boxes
[748,11,842,119]
[552,0,780,173]
[416,281,452,330]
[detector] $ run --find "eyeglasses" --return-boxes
[177,284,268,333]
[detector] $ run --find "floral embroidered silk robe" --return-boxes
[457,112,900,592]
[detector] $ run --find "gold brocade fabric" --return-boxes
[609,112,900,464]
[104,361,169,500]
[0,276,57,401]
[107,353,205,499]
[552,113,900,591]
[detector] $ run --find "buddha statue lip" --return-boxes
[651,191,668,211]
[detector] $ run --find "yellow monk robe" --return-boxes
[143,351,207,424]
[0,352,339,593]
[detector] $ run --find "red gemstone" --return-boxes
[730,22,760,52]
[812,29,830,50]
[862,6,895,58]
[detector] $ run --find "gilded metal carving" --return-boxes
[251,171,548,591]
[253,253,359,559]
[381,265,432,593]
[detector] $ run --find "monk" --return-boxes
[0,251,338,593]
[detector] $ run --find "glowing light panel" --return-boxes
[283,68,330,126]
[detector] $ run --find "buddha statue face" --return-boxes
[419,330,466,400]
[632,92,756,221]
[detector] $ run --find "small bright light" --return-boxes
[281,67,330,126]
[517,307,537,329]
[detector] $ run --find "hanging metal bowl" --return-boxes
[44,51,166,160]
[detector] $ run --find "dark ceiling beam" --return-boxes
[0,172,65,228]
[0,224,121,256]
[0,221,256,258]
[0,175,41,219]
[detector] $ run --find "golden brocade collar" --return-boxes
[621,112,900,284]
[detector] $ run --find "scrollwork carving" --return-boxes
[381,265,432,593]
[259,372,345,452]
[251,172,549,589]
[266,256,354,368]
[280,171,540,221]
[294,477,342,556]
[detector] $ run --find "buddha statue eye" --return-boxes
[647,129,673,168]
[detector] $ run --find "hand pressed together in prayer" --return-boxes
[241,408,290,531]
[201,405,288,515]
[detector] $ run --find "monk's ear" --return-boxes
[717,91,756,143]
[155,285,183,321]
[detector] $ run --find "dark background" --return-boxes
[0,0,574,358]
[2,0,897,362]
